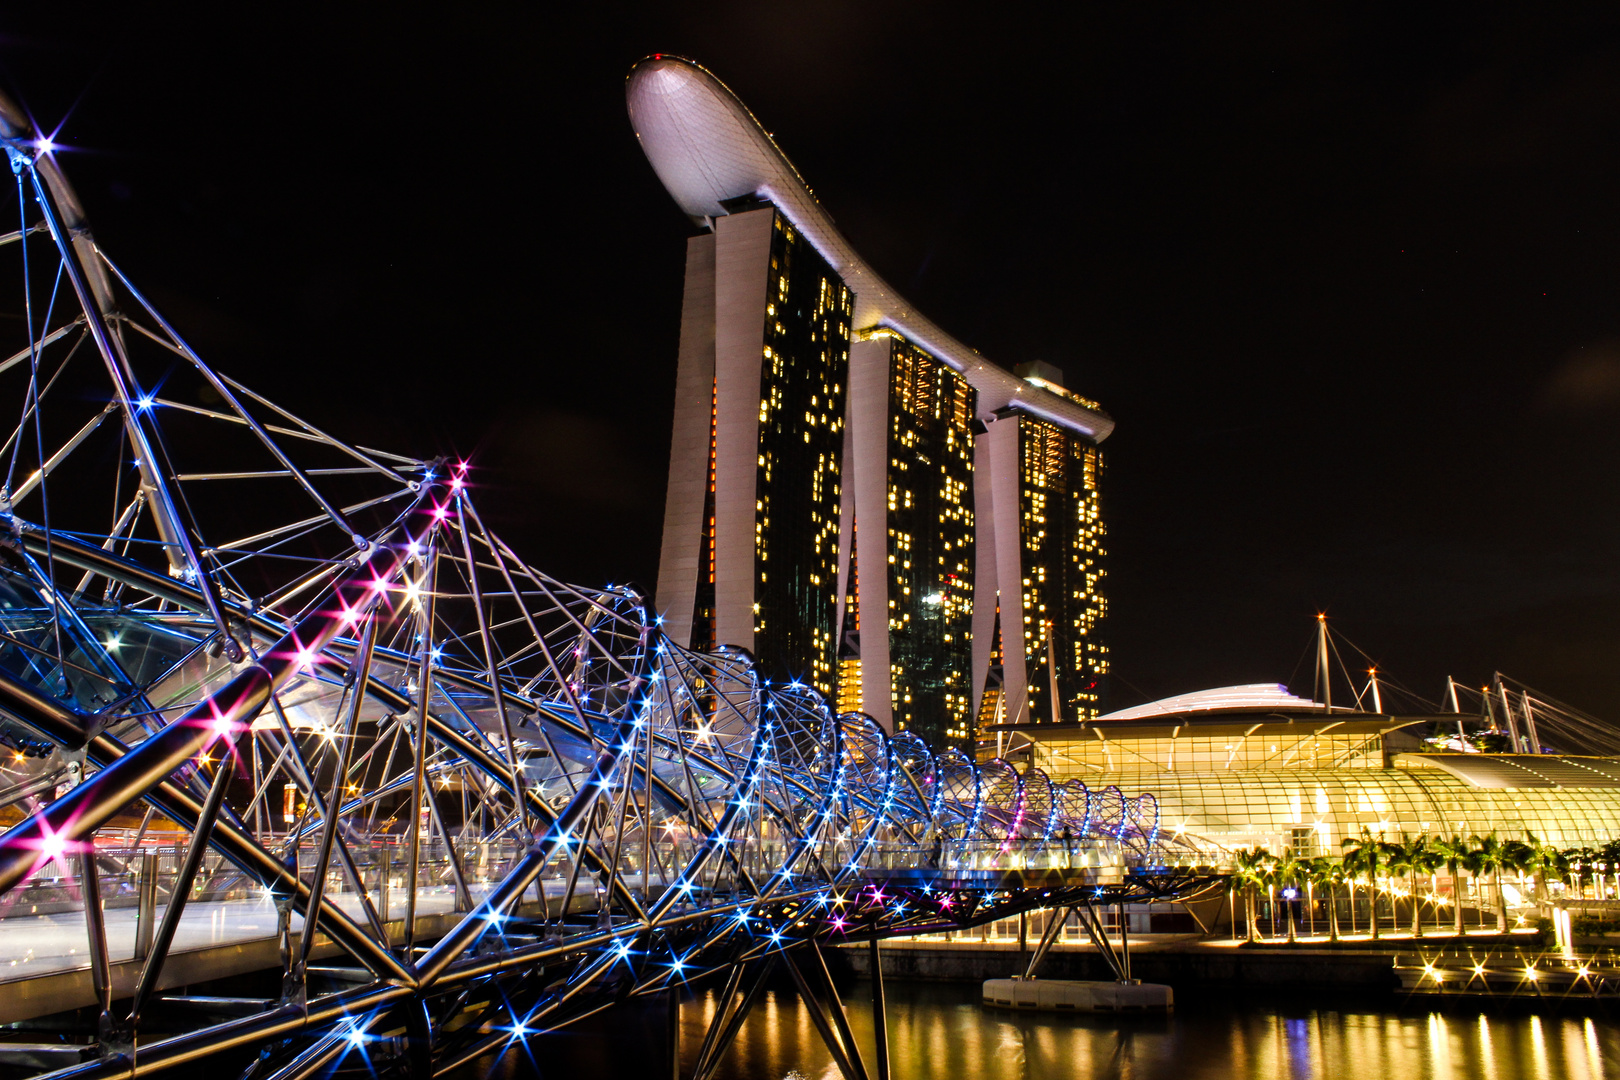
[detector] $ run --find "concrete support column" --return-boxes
[654,234,718,647]
[985,417,1029,725]
[849,336,893,729]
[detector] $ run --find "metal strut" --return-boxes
[692,958,775,1080]
[1024,905,1070,980]
[25,159,241,660]
[870,937,890,1080]
[780,940,873,1080]
[1076,898,1129,983]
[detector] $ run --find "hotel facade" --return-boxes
[630,56,1111,747]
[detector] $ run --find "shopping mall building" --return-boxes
[990,683,1620,856]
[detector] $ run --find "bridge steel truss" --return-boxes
[0,94,1222,1079]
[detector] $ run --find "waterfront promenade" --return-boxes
[841,928,1549,990]
[0,877,606,1024]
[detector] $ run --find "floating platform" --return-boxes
[1393,953,1620,999]
[982,977,1174,1013]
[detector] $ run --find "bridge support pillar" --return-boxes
[784,946,869,1080]
[870,938,889,1080]
[1116,902,1131,981]
[668,985,681,1080]
[79,850,112,1043]
[693,958,775,1080]
[1024,906,1070,979]
[1076,899,1129,983]
[133,849,158,961]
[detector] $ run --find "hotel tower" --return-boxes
[630,56,1113,748]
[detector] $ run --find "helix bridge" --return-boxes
[0,88,1224,1079]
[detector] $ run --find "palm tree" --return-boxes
[1384,839,1411,937]
[1518,833,1565,903]
[1431,834,1470,935]
[1341,829,1388,940]
[1312,857,1345,942]
[1387,833,1431,938]
[1231,847,1273,944]
[1422,839,1446,933]
[1274,849,1308,944]
[1565,846,1596,898]
[1461,843,1490,932]
[1503,835,1530,881]
[1301,856,1323,938]
[1417,836,1440,932]
[1600,838,1620,873]
[1472,833,1511,932]
[1599,839,1620,899]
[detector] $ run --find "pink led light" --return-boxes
[38,830,66,865]
[27,818,88,879]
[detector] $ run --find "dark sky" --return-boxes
[8,5,1620,718]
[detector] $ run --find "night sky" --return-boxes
[7,6,1620,719]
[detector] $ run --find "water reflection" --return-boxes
[479,981,1620,1079]
[695,982,1620,1080]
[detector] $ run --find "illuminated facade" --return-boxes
[840,331,976,744]
[655,208,851,695]
[634,56,1113,741]
[972,362,1109,729]
[996,689,1620,853]
[752,213,851,691]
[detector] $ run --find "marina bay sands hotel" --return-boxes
[630,56,1110,748]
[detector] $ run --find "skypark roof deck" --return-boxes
[626,55,1114,442]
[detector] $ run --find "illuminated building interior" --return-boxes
[1011,406,1108,724]
[994,690,1620,853]
[869,333,976,745]
[750,212,851,695]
